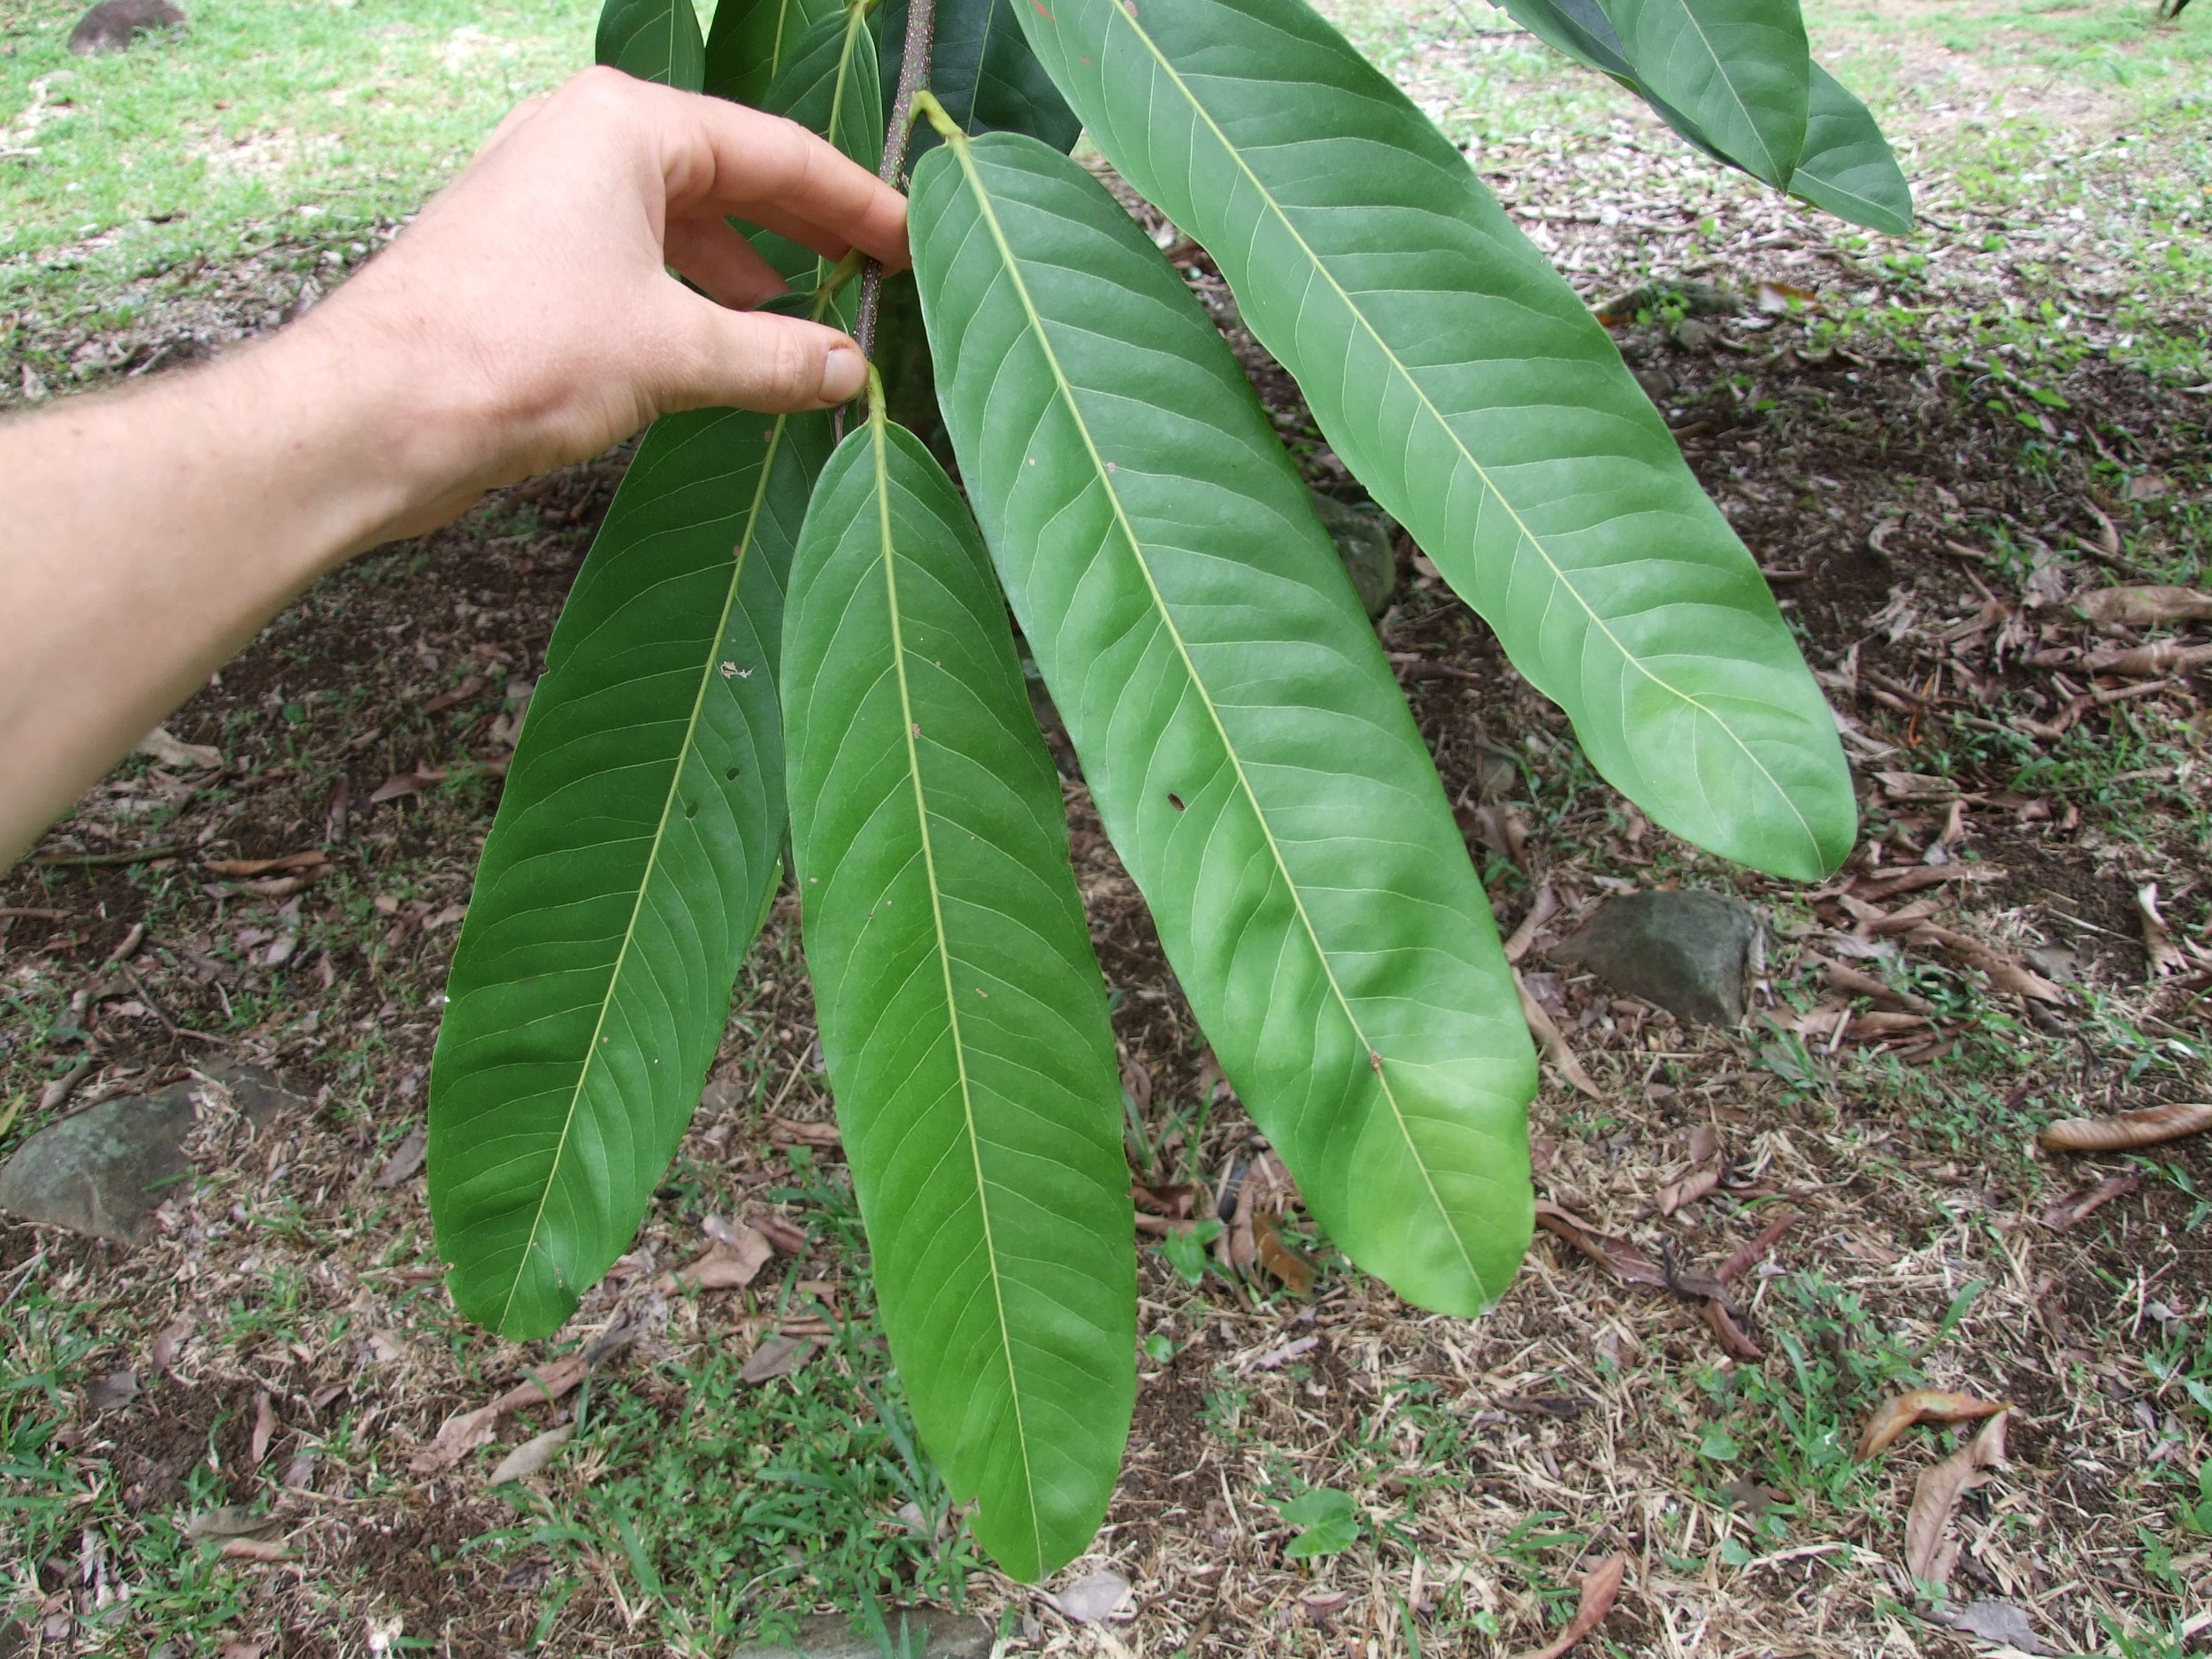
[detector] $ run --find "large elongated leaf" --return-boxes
[702,0,841,105]
[431,14,875,1337]
[761,4,883,174]
[910,125,1535,1315]
[1016,0,1855,880]
[431,409,832,1336]
[598,0,706,90]
[1791,65,1912,233]
[878,0,1081,157]
[1594,0,1809,186]
[784,400,1133,1583]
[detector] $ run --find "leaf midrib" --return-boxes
[1094,1,1820,865]
[491,412,791,1334]
[1627,0,1793,182]
[936,129,1484,1293]
[866,404,1043,1570]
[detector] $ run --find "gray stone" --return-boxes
[1550,890,1758,1027]
[1309,490,1398,619]
[731,1609,992,1659]
[0,1064,302,1246]
[0,1086,195,1245]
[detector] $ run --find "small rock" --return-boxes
[1671,318,1717,352]
[67,0,185,54]
[2024,943,2080,982]
[1631,366,1676,403]
[1308,488,1398,619]
[0,1063,303,1245]
[1549,890,1757,1026]
[0,1086,196,1245]
[730,1610,992,1659]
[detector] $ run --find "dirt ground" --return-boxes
[4,33,2211,1659]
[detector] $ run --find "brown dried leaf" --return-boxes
[755,1216,809,1255]
[217,1538,292,1563]
[411,1403,502,1472]
[766,1116,841,1148]
[1904,1410,2009,1586]
[1132,1182,1197,1219]
[1533,1202,1666,1288]
[2079,639,2212,677]
[203,851,331,878]
[366,768,449,804]
[138,726,224,771]
[2078,585,2212,631]
[1253,1212,1317,1294]
[1716,1211,1796,1284]
[494,1355,589,1413]
[247,1391,275,1471]
[661,1230,773,1294]
[2040,1171,2139,1230]
[1517,972,1601,1099]
[1502,884,1560,964]
[740,1335,814,1384]
[1905,924,2066,1002]
[151,1318,194,1373]
[2038,1102,2212,1153]
[1513,1553,1628,1659]
[371,1125,428,1189]
[1656,1166,1720,1217]
[1857,1389,2009,1459]
[487,1425,572,1486]
[1701,1297,1764,1361]
[2138,884,2191,979]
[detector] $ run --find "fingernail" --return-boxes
[820,344,866,405]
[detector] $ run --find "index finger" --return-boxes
[645,81,911,272]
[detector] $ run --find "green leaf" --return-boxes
[1276,1487,1359,1557]
[597,0,706,90]
[910,126,1535,1317]
[783,397,1133,1584]
[1594,0,1810,186]
[1016,0,1855,879]
[1160,1220,1223,1286]
[760,4,884,175]
[1789,65,1913,233]
[703,0,841,105]
[430,406,832,1338]
[879,0,1081,157]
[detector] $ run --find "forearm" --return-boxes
[0,320,477,863]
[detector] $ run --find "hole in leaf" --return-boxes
[725,766,740,781]
[683,801,700,819]
[1168,793,1186,812]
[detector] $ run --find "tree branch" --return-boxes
[855,0,936,365]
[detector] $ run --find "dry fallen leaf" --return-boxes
[1253,1211,1316,1294]
[1905,924,2066,1002]
[2080,639,2212,677]
[1517,972,1601,1098]
[371,1125,428,1189]
[1513,1553,1627,1659]
[184,1505,282,1541]
[755,1215,809,1255]
[487,1425,572,1486]
[1657,1165,1720,1217]
[86,1370,139,1414]
[217,1538,292,1563]
[1936,1599,2047,1655]
[741,1335,815,1385]
[2040,1171,2139,1231]
[150,1317,194,1373]
[138,726,224,771]
[1904,1409,2009,1586]
[1054,1569,1134,1624]
[2038,1102,2212,1153]
[767,1116,841,1148]
[1857,1389,2009,1459]
[202,851,329,878]
[1716,1211,1796,1285]
[411,1355,594,1471]
[1245,1335,1320,1373]
[2138,884,2191,979]
[659,1229,773,1294]
[1502,884,1560,964]
[2078,584,2212,631]
[247,1391,276,1471]
[367,768,449,804]
[1533,1202,1665,1288]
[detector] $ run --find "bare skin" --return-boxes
[0,67,910,864]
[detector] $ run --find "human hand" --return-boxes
[292,67,910,522]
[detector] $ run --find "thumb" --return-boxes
[651,292,869,416]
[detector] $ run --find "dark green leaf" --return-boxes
[597,0,706,90]
[879,0,1080,159]
[761,4,884,173]
[1790,65,1913,233]
[430,407,831,1338]
[703,0,841,105]
[784,401,1133,1584]
[1594,0,1811,186]
[911,126,1536,1317]
[1017,0,1855,879]
[1277,1487,1359,1557]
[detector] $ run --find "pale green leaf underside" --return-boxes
[1791,65,1913,233]
[912,129,1535,1315]
[1596,0,1810,187]
[785,411,1133,1583]
[430,408,831,1337]
[597,0,706,90]
[1018,0,1855,879]
[703,0,841,105]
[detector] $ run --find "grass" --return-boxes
[1,0,598,302]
